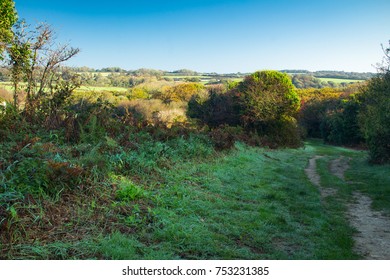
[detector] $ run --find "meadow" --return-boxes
[1,134,389,259]
[75,85,128,93]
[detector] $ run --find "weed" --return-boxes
[115,177,145,202]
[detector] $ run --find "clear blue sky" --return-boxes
[14,0,390,73]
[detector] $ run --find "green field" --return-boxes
[75,85,128,93]
[317,77,364,84]
[0,82,129,94]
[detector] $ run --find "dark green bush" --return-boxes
[298,87,363,146]
[298,88,341,138]
[187,86,240,127]
[321,95,363,145]
[359,72,390,163]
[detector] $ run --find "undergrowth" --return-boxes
[1,116,389,259]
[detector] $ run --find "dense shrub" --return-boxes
[298,88,341,138]
[208,125,245,150]
[127,87,150,99]
[235,71,301,146]
[321,95,363,145]
[116,99,187,128]
[237,71,300,127]
[358,72,390,163]
[187,85,240,127]
[158,82,206,103]
[65,93,115,143]
[188,71,302,147]
[298,87,363,146]
[0,101,28,141]
[266,116,302,148]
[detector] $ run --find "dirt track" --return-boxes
[306,156,390,259]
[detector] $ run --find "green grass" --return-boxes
[97,140,388,260]
[346,157,390,214]
[306,139,390,214]
[0,82,129,95]
[2,135,389,260]
[317,78,364,84]
[162,75,210,79]
[75,85,128,93]
[96,141,362,260]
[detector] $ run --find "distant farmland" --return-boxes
[317,77,364,84]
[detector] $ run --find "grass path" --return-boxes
[329,157,390,259]
[99,142,360,259]
[305,151,390,259]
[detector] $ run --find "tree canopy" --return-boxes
[359,54,390,163]
[0,0,17,60]
[237,70,300,126]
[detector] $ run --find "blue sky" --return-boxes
[14,0,390,73]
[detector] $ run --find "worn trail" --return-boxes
[304,156,335,198]
[305,155,390,259]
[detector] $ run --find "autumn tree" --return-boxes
[7,21,79,112]
[7,20,31,106]
[0,0,17,60]
[0,0,80,128]
[236,71,300,126]
[188,71,302,147]
[158,82,205,103]
[233,71,301,146]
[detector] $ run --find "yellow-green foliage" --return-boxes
[298,88,343,137]
[0,0,17,58]
[238,71,300,125]
[127,80,178,100]
[159,82,206,103]
[128,87,150,99]
[297,87,343,103]
[113,176,145,202]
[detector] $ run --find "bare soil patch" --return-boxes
[305,156,322,187]
[305,156,336,197]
